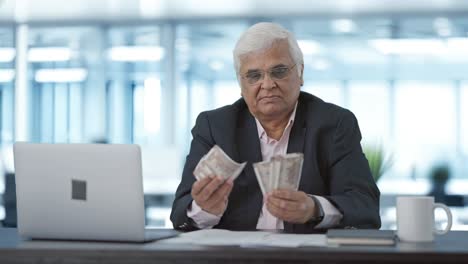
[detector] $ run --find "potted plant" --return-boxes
[363,144,393,182]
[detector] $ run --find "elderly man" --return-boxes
[171,22,380,232]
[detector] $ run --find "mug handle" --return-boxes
[433,203,453,235]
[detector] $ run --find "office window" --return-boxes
[176,21,248,143]
[462,83,468,156]
[175,81,189,154]
[348,82,390,146]
[189,80,213,128]
[3,16,467,228]
[0,27,15,145]
[394,81,456,178]
[107,26,184,220]
[0,27,15,209]
[28,27,98,143]
[68,84,83,142]
[133,78,162,144]
[107,26,165,144]
[302,81,344,106]
[214,81,241,109]
[171,22,249,217]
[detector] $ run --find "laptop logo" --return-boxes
[72,179,87,201]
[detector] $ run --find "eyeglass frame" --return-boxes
[239,63,297,85]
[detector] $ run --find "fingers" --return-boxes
[271,189,304,201]
[191,175,235,216]
[267,195,305,211]
[266,198,294,221]
[266,190,316,223]
[191,176,212,196]
[192,176,223,201]
[204,181,233,211]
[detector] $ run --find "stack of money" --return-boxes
[253,153,304,195]
[193,145,247,181]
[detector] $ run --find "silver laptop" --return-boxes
[13,142,178,242]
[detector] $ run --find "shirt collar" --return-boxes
[255,102,298,140]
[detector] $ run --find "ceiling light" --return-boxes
[28,47,72,62]
[433,17,452,37]
[0,48,16,62]
[311,59,330,71]
[0,69,15,83]
[139,0,167,18]
[331,19,357,33]
[143,77,161,133]
[369,39,446,55]
[35,68,87,83]
[209,60,224,71]
[297,40,322,55]
[108,46,165,62]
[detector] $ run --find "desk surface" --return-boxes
[1,228,468,264]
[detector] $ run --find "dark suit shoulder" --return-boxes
[192,98,249,159]
[299,91,354,127]
[198,98,247,128]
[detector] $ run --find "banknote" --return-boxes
[253,153,304,195]
[253,161,273,195]
[193,145,246,181]
[277,153,303,190]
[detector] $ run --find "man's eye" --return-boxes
[246,72,262,80]
[271,68,289,78]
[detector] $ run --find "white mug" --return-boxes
[396,196,452,242]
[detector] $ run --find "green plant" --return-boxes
[363,144,393,182]
[430,164,450,184]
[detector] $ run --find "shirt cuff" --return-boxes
[187,200,222,229]
[312,195,343,229]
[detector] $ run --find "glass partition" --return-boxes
[28,27,99,143]
[2,15,468,229]
[0,26,15,224]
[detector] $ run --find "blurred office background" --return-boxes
[0,0,467,229]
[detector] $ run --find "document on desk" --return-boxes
[161,229,327,248]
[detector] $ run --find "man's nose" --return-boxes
[260,73,276,90]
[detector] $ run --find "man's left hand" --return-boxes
[266,190,318,224]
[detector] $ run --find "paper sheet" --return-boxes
[160,229,327,248]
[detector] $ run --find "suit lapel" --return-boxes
[236,109,263,166]
[284,97,307,233]
[286,98,307,155]
[236,104,263,230]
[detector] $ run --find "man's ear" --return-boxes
[300,63,304,86]
[238,76,245,97]
[239,83,247,97]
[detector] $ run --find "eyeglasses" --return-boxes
[240,64,297,85]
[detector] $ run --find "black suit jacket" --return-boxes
[171,91,381,233]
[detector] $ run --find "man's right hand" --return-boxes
[191,176,233,216]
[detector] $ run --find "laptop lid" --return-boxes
[13,143,149,242]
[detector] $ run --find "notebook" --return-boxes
[327,229,396,246]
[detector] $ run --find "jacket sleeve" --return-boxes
[324,110,381,229]
[170,112,215,231]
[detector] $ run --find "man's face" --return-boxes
[239,40,303,121]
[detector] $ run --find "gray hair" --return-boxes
[233,22,303,76]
